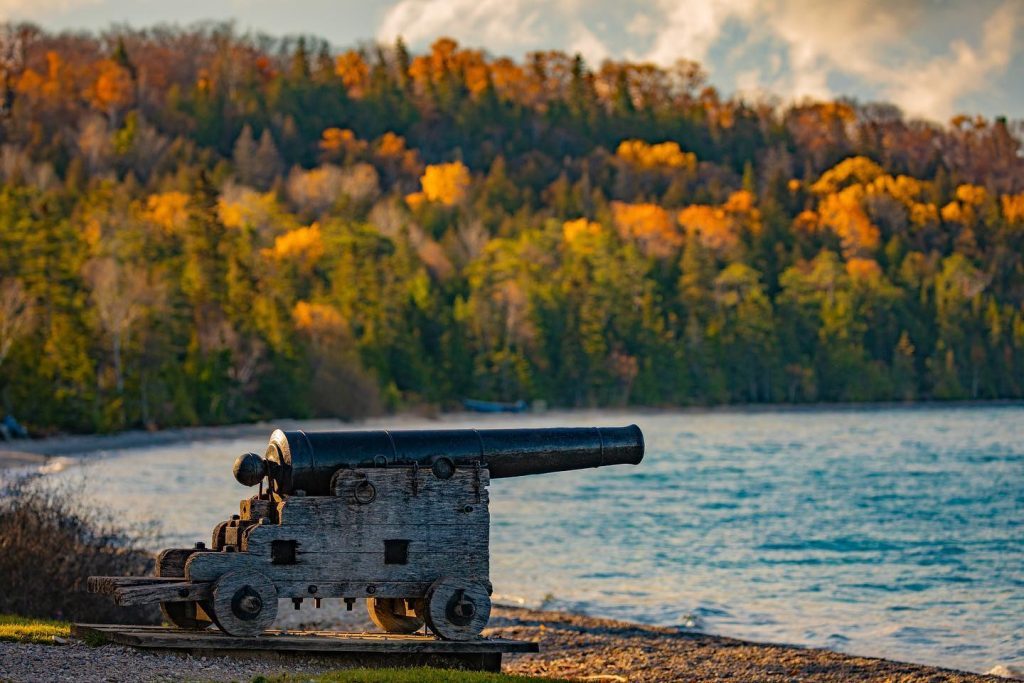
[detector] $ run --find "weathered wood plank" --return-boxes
[271,580,432,599]
[243,522,489,556]
[279,495,488,526]
[277,466,490,527]
[88,576,166,595]
[87,576,213,605]
[157,549,197,577]
[185,548,487,584]
[70,623,539,654]
[114,581,212,606]
[240,496,272,521]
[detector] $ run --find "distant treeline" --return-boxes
[0,24,1023,432]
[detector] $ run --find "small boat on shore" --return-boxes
[462,398,529,413]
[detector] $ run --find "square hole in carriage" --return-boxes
[384,539,409,564]
[271,539,298,565]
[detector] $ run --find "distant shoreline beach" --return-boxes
[4,399,1024,469]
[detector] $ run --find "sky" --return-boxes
[2,0,1021,123]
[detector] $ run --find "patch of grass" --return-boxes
[255,668,567,683]
[79,629,109,647]
[0,614,71,644]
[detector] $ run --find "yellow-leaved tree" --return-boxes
[611,202,681,258]
[677,190,761,255]
[562,218,603,247]
[817,188,881,257]
[1002,193,1024,224]
[407,161,471,208]
[264,223,324,272]
[143,191,190,234]
[616,139,696,170]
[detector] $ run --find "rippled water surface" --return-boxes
[56,407,1023,673]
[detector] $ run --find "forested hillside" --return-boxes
[0,24,1022,432]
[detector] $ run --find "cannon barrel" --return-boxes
[234,425,644,495]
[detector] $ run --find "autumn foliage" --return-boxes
[407,161,471,208]
[0,25,1023,432]
[611,201,680,258]
[616,139,696,170]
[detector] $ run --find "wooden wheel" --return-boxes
[367,597,425,634]
[156,548,212,631]
[207,570,278,637]
[423,576,491,641]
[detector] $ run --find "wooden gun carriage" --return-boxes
[90,425,644,640]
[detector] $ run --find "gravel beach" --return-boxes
[0,604,1012,682]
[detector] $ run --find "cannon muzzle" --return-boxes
[234,425,644,495]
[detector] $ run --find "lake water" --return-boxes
[53,407,1023,673]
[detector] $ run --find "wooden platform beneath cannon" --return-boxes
[70,623,538,673]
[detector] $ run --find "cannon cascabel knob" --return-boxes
[233,452,267,487]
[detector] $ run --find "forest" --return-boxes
[0,23,1022,433]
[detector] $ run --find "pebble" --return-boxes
[0,640,338,683]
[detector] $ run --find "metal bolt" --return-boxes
[366,585,376,594]
[432,457,455,480]
[307,585,318,594]
[239,595,262,614]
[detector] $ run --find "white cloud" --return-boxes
[730,0,1022,121]
[568,23,610,65]
[626,12,655,39]
[377,0,566,55]
[629,0,1021,121]
[879,2,1020,120]
[642,0,756,65]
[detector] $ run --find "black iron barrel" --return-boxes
[234,425,644,495]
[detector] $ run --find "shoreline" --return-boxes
[272,602,1016,680]
[3,398,1023,467]
[488,605,1011,681]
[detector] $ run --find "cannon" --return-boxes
[89,425,643,640]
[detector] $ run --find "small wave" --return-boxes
[758,537,901,553]
[690,605,733,618]
[677,613,705,629]
[986,664,1024,679]
[491,592,528,606]
[38,457,77,474]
